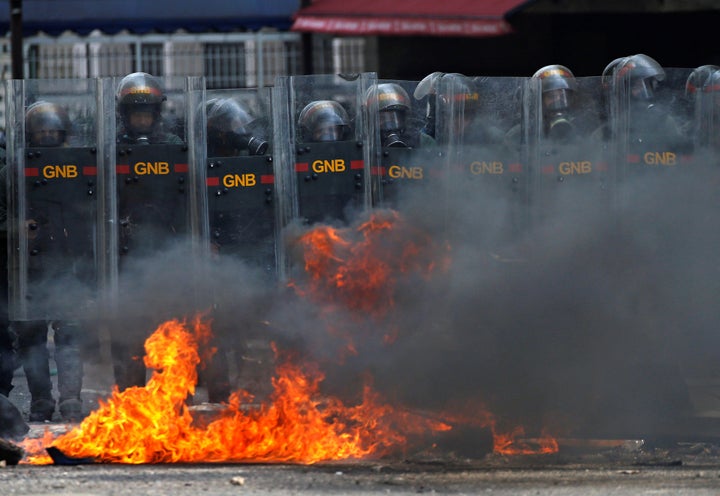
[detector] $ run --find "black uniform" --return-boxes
[0,152,16,399]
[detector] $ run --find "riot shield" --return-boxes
[527,75,611,226]
[205,88,278,276]
[440,74,529,259]
[110,75,207,322]
[608,60,694,205]
[686,66,720,159]
[6,78,106,322]
[366,79,445,210]
[273,73,375,227]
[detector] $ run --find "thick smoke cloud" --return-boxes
[24,87,719,446]
[261,136,720,442]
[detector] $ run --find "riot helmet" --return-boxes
[25,100,70,147]
[533,65,577,112]
[440,74,481,138]
[532,65,577,140]
[685,65,720,101]
[702,69,720,132]
[702,69,720,110]
[369,83,412,148]
[413,72,444,139]
[206,97,268,156]
[615,54,665,101]
[116,72,166,143]
[298,100,350,142]
[698,69,720,147]
[602,57,628,90]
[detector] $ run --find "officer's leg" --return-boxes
[109,319,147,391]
[51,321,84,422]
[15,320,55,421]
[0,231,12,398]
[202,344,231,403]
[0,325,16,397]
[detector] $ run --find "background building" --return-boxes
[0,0,717,126]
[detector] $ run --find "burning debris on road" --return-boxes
[18,317,454,465]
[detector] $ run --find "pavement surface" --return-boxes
[4,445,720,495]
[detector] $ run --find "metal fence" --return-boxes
[21,30,304,87]
[0,30,376,128]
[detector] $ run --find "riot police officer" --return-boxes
[116,72,183,145]
[616,54,684,142]
[111,73,193,392]
[206,97,268,157]
[603,54,689,182]
[373,83,414,148]
[203,95,276,403]
[532,64,583,142]
[413,72,443,141]
[685,65,720,151]
[14,101,84,422]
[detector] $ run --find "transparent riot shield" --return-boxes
[6,78,107,322]
[366,79,446,210]
[527,75,611,227]
[440,74,529,260]
[273,73,376,228]
[687,66,720,160]
[205,88,278,277]
[608,60,694,206]
[110,75,207,323]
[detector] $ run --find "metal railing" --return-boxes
[20,30,304,87]
[0,30,376,127]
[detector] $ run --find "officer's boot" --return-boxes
[0,326,16,397]
[204,348,231,404]
[16,322,55,422]
[52,321,84,422]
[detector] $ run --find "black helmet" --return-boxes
[298,100,350,142]
[206,97,268,156]
[25,100,70,147]
[116,72,166,138]
[615,54,665,100]
[532,64,577,112]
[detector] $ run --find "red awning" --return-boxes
[292,0,532,37]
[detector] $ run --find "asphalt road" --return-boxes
[5,335,720,495]
[3,452,720,495]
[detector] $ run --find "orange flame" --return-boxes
[21,317,450,465]
[293,210,446,316]
[290,210,449,348]
[493,426,559,455]
[431,401,559,456]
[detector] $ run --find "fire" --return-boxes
[493,426,559,455]
[292,210,447,316]
[21,317,450,465]
[436,403,559,456]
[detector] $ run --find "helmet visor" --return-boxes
[379,110,405,132]
[631,77,659,100]
[313,123,345,142]
[543,88,571,112]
